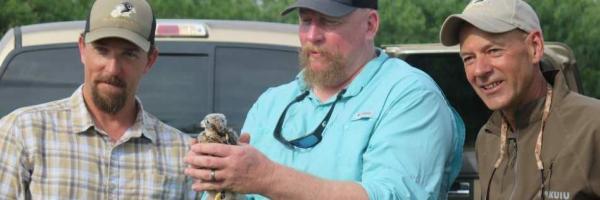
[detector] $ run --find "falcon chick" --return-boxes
[197,113,240,200]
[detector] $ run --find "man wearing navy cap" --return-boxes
[186,0,465,199]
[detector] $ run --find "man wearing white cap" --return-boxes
[0,0,198,199]
[185,0,465,199]
[440,0,600,199]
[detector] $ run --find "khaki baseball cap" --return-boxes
[84,0,156,52]
[281,0,378,17]
[439,0,541,46]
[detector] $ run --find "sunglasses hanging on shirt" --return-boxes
[273,89,346,149]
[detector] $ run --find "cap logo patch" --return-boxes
[111,2,136,18]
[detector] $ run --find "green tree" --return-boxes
[377,0,427,45]
[0,0,91,33]
[530,0,600,96]
[150,0,296,23]
[0,0,37,31]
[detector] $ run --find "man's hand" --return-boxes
[184,133,275,194]
[185,133,368,199]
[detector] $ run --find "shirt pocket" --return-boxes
[342,111,377,138]
[337,112,378,153]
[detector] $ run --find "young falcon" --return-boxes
[197,113,240,200]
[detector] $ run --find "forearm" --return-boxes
[260,162,369,200]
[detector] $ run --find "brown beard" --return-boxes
[92,75,127,114]
[300,44,348,88]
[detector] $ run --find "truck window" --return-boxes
[0,45,216,134]
[214,46,299,130]
[0,46,82,116]
[0,43,299,135]
[138,54,212,133]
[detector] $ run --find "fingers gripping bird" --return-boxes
[197,113,240,200]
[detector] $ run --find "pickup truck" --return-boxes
[0,20,583,200]
[0,19,300,133]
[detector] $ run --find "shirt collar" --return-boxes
[483,69,571,136]
[115,99,158,144]
[69,85,157,143]
[70,85,95,133]
[513,70,571,130]
[137,98,158,143]
[295,48,389,101]
[483,90,548,135]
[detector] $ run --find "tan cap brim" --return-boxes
[439,14,517,46]
[85,27,151,52]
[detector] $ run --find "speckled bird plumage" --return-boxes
[197,113,240,200]
[197,113,238,145]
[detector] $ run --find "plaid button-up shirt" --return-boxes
[0,86,200,199]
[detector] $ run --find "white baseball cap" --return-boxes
[439,0,541,46]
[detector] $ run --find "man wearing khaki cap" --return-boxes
[440,0,600,199]
[0,0,198,199]
[185,0,466,199]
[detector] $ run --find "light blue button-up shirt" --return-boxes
[242,50,465,200]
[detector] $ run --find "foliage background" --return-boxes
[1,0,599,98]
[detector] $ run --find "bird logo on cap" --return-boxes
[110,2,136,18]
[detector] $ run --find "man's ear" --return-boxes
[143,47,159,74]
[365,10,379,41]
[78,35,87,65]
[527,30,544,64]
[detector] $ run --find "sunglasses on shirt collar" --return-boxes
[273,89,346,149]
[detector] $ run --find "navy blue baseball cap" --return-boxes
[281,0,378,17]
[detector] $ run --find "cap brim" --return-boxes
[281,0,356,17]
[85,27,151,52]
[440,14,517,46]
